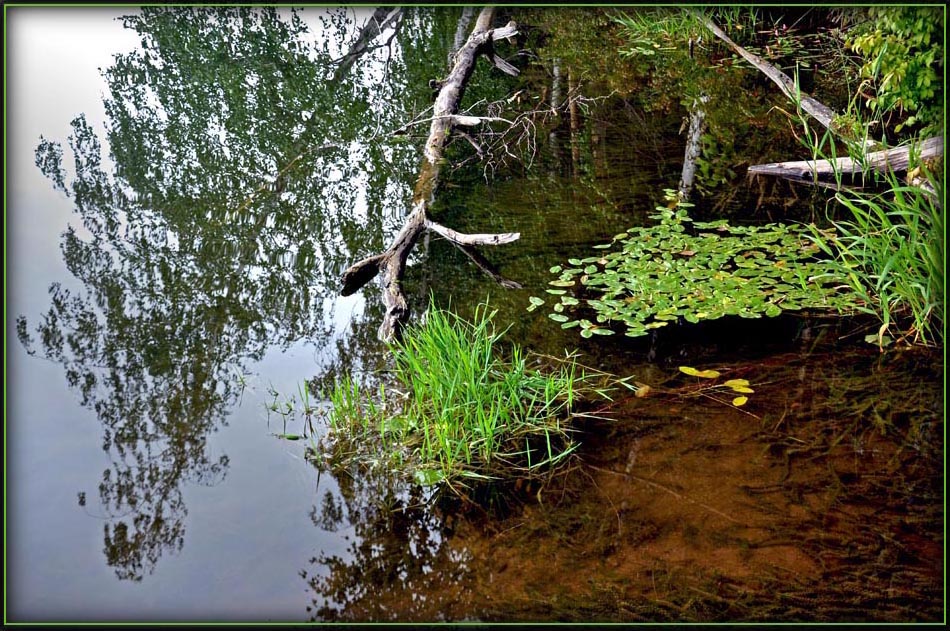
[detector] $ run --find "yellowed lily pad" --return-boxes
[679,366,721,379]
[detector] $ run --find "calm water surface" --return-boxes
[6,7,942,622]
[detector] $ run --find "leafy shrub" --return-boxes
[847,7,943,133]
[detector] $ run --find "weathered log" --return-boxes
[700,15,848,142]
[423,220,520,246]
[748,136,943,186]
[340,7,522,341]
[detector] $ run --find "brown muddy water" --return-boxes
[7,7,943,624]
[306,171,944,622]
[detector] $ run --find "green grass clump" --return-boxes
[808,167,944,347]
[317,303,584,491]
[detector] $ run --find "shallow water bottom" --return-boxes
[308,345,942,622]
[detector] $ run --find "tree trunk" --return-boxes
[678,94,709,200]
[340,7,521,341]
[568,69,581,177]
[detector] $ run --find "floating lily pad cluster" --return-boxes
[528,197,861,338]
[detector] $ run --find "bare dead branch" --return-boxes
[424,220,520,246]
[339,7,523,341]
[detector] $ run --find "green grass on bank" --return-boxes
[316,302,592,491]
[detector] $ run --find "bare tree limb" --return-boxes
[333,7,403,83]
[424,220,520,246]
[339,7,522,341]
[698,14,845,139]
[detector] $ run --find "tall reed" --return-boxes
[789,77,944,347]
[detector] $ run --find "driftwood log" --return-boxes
[701,14,942,194]
[700,15,848,142]
[340,7,522,341]
[748,136,944,187]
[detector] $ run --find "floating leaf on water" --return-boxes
[548,313,569,323]
[765,304,782,317]
[723,379,750,388]
[275,433,302,440]
[545,289,566,295]
[527,296,545,312]
[730,386,755,394]
[549,265,563,274]
[561,320,581,329]
[549,279,575,287]
[591,327,615,335]
[679,366,721,379]
[580,328,593,338]
[732,396,749,407]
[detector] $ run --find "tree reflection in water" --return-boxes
[17,6,479,582]
[303,462,475,622]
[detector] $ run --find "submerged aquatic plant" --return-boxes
[530,191,861,339]
[314,302,587,491]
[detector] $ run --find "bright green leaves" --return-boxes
[847,6,943,133]
[531,194,862,339]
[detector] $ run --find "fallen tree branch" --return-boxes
[424,220,520,246]
[698,12,944,199]
[698,14,850,142]
[340,7,522,341]
[747,136,943,187]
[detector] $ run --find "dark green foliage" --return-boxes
[847,6,943,134]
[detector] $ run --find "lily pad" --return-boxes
[679,366,721,379]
